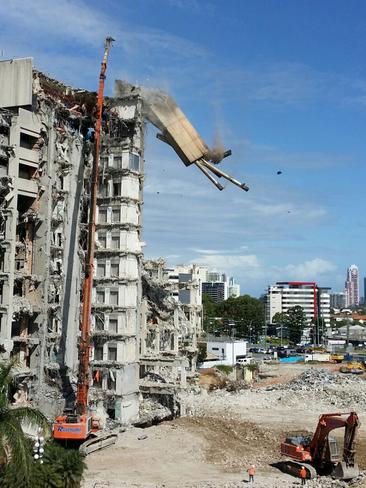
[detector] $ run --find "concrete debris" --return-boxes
[199,368,228,390]
[137,397,172,426]
[306,472,366,487]
[0,114,10,128]
[139,260,202,421]
[264,368,366,410]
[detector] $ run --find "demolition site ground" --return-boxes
[83,363,366,488]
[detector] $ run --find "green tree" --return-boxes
[43,443,86,488]
[0,442,86,488]
[215,295,265,340]
[202,293,216,319]
[0,457,63,488]
[272,312,288,324]
[197,343,207,363]
[0,361,48,479]
[284,306,307,344]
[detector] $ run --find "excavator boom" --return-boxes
[53,37,114,445]
[76,35,114,416]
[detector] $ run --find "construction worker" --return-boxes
[299,466,307,485]
[247,465,255,484]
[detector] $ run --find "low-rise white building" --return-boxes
[206,338,247,366]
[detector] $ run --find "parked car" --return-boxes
[236,357,255,365]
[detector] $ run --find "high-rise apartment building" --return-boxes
[0,58,144,422]
[202,272,241,303]
[202,281,227,303]
[345,265,359,307]
[266,281,331,327]
[202,272,228,303]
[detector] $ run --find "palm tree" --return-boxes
[44,443,86,488]
[0,361,48,478]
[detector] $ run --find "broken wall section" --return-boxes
[0,60,101,416]
[139,259,203,422]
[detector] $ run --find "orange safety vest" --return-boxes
[248,467,255,476]
[300,468,307,479]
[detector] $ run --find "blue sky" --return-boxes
[1,0,365,296]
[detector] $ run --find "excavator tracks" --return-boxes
[278,461,317,479]
[79,433,118,455]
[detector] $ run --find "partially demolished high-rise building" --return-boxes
[0,55,246,425]
[0,58,143,422]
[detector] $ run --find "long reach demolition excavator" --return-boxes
[52,35,249,453]
[52,37,117,454]
[280,411,360,480]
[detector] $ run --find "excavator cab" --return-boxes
[53,413,93,442]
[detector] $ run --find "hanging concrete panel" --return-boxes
[120,256,138,280]
[121,176,140,199]
[120,230,140,253]
[143,91,209,166]
[120,203,139,226]
[0,58,33,108]
[119,284,138,307]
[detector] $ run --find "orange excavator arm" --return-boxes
[76,36,114,416]
[310,412,360,472]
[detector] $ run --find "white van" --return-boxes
[236,357,255,365]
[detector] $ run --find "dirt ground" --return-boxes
[83,363,366,488]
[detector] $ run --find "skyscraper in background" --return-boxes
[345,265,359,307]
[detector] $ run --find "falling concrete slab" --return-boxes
[115,80,248,191]
[0,58,33,108]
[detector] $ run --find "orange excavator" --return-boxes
[52,37,117,454]
[280,412,360,480]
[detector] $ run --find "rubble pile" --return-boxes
[306,471,366,487]
[137,398,172,426]
[263,369,366,410]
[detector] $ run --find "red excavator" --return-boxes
[280,412,360,480]
[52,37,117,454]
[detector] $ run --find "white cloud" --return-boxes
[0,0,208,60]
[283,258,337,281]
[192,253,261,273]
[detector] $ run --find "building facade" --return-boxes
[345,264,359,307]
[266,281,331,327]
[330,292,346,310]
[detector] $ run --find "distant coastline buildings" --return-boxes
[228,277,240,298]
[330,292,346,309]
[175,270,241,304]
[345,264,359,307]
